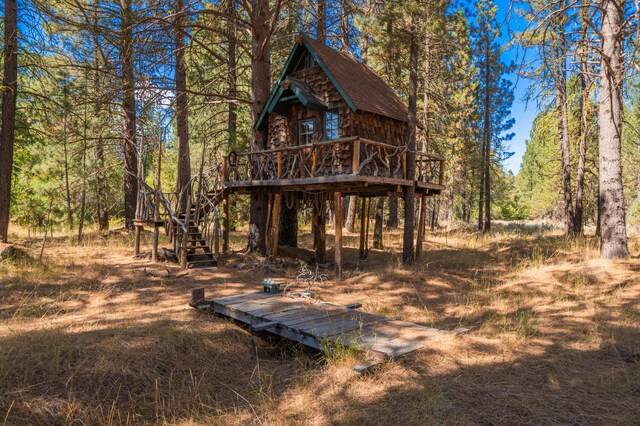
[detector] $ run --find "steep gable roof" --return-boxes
[255,34,408,129]
[301,35,409,123]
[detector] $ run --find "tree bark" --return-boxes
[121,0,138,231]
[317,0,326,44]
[555,13,575,236]
[402,29,418,265]
[0,0,18,243]
[345,195,357,232]
[482,36,491,233]
[279,193,298,247]
[340,0,350,51]
[247,0,271,253]
[387,196,398,228]
[175,0,191,210]
[373,197,384,249]
[598,0,628,258]
[575,5,589,235]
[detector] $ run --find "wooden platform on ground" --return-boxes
[194,292,448,359]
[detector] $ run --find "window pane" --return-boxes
[298,118,315,145]
[324,110,339,140]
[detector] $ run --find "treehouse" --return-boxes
[133,34,444,273]
[219,34,446,276]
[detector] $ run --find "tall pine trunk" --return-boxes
[482,38,491,233]
[598,0,628,258]
[0,0,18,243]
[575,6,589,235]
[555,14,575,236]
[248,0,271,253]
[402,29,418,264]
[345,196,357,232]
[175,0,191,209]
[121,0,138,231]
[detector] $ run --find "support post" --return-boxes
[270,192,282,258]
[181,194,191,269]
[223,194,229,253]
[313,194,326,263]
[359,197,367,259]
[134,224,142,256]
[152,224,159,262]
[416,194,427,258]
[352,138,361,175]
[334,192,343,278]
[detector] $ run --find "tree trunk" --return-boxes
[387,196,398,228]
[62,106,74,230]
[121,0,138,231]
[227,0,237,149]
[575,7,589,235]
[0,0,18,243]
[402,29,418,265]
[248,0,271,253]
[482,37,491,233]
[345,195,357,232]
[279,193,298,247]
[317,0,326,44]
[598,0,628,258]
[373,197,384,249]
[340,0,350,51]
[555,15,575,236]
[175,0,191,210]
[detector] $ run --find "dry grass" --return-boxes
[1,224,640,425]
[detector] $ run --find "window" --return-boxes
[298,118,316,145]
[324,110,339,140]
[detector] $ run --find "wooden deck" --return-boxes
[194,291,448,359]
[222,174,445,197]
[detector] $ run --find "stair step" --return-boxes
[187,247,212,254]
[187,252,215,260]
[187,259,218,269]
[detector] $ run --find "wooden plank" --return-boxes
[210,291,276,305]
[250,320,280,332]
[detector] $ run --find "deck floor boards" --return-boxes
[201,292,448,359]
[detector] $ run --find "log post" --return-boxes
[134,224,142,256]
[277,151,282,178]
[416,194,427,258]
[359,197,367,259]
[402,152,407,179]
[152,223,159,262]
[313,194,326,263]
[334,192,343,278]
[352,138,361,175]
[270,192,282,258]
[223,194,229,253]
[365,196,371,257]
[222,156,228,181]
[439,160,445,185]
[181,194,191,269]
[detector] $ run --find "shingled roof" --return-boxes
[301,35,409,123]
[256,34,409,128]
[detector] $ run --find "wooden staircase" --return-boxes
[177,210,218,269]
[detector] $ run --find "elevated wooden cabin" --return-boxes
[220,34,446,276]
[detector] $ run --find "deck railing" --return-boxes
[222,136,445,185]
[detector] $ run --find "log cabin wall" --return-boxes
[351,111,407,147]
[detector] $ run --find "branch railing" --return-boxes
[222,136,445,186]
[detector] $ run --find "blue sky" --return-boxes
[495,0,538,174]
